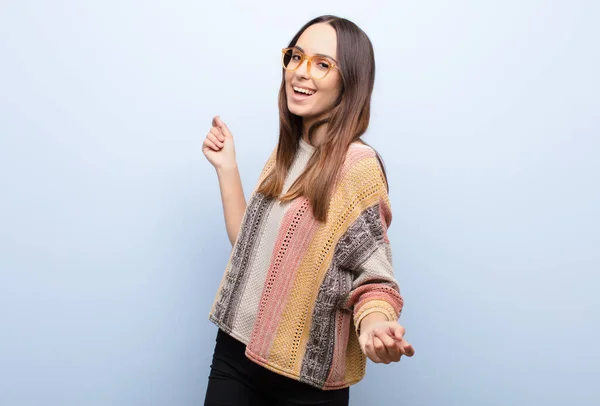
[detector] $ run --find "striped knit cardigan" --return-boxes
[209,139,403,390]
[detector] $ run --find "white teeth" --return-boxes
[293,86,315,95]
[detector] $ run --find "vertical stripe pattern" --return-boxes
[209,141,404,390]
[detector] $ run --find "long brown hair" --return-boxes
[256,15,387,222]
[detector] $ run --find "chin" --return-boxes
[287,100,310,117]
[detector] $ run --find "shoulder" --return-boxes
[342,141,386,184]
[347,140,378,158]
[344,141,386,173]
[333,141,392,226]
[336,142,388,201]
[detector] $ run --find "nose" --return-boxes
[294,58,310,80]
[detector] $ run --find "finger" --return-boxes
[358,334,368,354]
[373,336,391,364]
[393,337,414,357]
[207,132,224,148]
[209,127,225,143]
[214,116,233,138]
[364,337,384,363]
[374,328,398,348]
[392,324,406,341]
[401,342,415,357]
[204,138,220,151]
[374,330,401,361]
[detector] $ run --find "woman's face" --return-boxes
[285,23,343,125]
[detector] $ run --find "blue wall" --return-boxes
[1,1,598,405]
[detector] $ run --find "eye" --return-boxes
[315,58,331,71]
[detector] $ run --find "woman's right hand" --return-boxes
[203,116,237,171]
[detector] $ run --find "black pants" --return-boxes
[204,329,350,406]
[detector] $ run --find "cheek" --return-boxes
[316,80,342,108]
[284,71,294,88]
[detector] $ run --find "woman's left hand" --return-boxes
[358,319,415,364]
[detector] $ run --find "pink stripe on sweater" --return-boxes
[248,197,320,357]
[339,145,374,182]
[350,284,404,315]
[248,145,377,364]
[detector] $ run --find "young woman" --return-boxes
[202,15,414,406]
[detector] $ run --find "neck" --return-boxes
[302,118,328,147]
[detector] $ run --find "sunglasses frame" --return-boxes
[281,47,339,80]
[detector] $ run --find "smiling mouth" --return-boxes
[292,85,316,96]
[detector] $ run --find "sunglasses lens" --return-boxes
[310,57,331,80]
[282,49,300,70]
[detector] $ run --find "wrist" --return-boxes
[216,163,239,175]
[359,312,389,334]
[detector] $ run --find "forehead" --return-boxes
[295,23,337,59]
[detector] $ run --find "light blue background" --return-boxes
[1,1,598,405]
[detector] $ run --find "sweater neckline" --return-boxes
[299,138,316,154]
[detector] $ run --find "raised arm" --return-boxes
[202,116,246,246]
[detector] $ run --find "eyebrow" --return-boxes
[294,45,338,64]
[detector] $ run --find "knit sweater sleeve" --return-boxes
[338,152,404,333]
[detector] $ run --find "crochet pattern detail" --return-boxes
[209,143,403,390]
